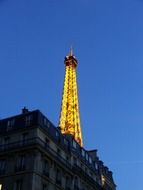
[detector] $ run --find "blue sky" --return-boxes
[0,0,143,189]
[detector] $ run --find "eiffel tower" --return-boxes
[59,48,83,147]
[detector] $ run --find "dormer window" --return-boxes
[89,157,92,164]
[25,115,33,126]
[81,149,85,157]
[95,162,98,170]
[72,140,77,149]
[64,138,68,146]
[7,119,15,131]
[56,131,59,137]
[86,153,89,161]
[43,117,50,127]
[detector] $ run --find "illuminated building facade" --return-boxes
[0,52,116,190]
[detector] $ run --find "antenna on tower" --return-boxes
[69,45,73,56]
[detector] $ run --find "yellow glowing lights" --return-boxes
[59,51,83,146]
[101,175,106,186]
[0,184,2,190]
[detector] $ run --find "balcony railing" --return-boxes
[73,164,100,189]
[0,137,72,170]
[15,166,26,172]
[0,138,101,189]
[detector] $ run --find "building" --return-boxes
[0,51,116,190]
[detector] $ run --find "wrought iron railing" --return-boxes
[73,164,100,189]
[0,138,101,189]
[0,137,71,170]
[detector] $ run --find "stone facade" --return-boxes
[0,109,116,190]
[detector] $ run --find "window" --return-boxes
[22,133,28,144]
[43,118,50,128]
[4,137,10,145]
[57,148,61,156]
[85,153,89,161]
[4,137,10,149]
[13,180,22,190]
[42,184,47,190]
[65,176,71,188]
[56,131,60,139]
[81,183,86,190]
[74,176,79,189]
[95,162,98,170]
[85,167,88,174]
[101,175,105,186]
[0,138,2,146]
[81,149,85,157]
[89,157,92,164]
[89,172,93,177]
[73,157,77,165]
[64,138,68,146]
[80,163,83,169]
[47,122,50,128]
[25,115,33,126]
[66,156,70,162]
[56,131,60,142]
[56,168,62,185]
[7,119,15,131]
[16,155,26,171]
[72,140,77,149]
[0,160,6,175]
[45,138,49,148]
[43,160,49,177]
[43,118,47,126]
[56,131,59,137]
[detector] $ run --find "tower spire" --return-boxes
[69,46,73,56]
[59,50,83,147]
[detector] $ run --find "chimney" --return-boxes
[22,107,29,114]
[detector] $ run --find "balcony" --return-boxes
[15,166,26,172]
[73,164,100,189]
[0,137,72,170]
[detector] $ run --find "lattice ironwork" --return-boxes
[59,49,83,147]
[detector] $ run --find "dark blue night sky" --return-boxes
[1,0,143,189]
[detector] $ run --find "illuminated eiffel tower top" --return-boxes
[59,48,83,147]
